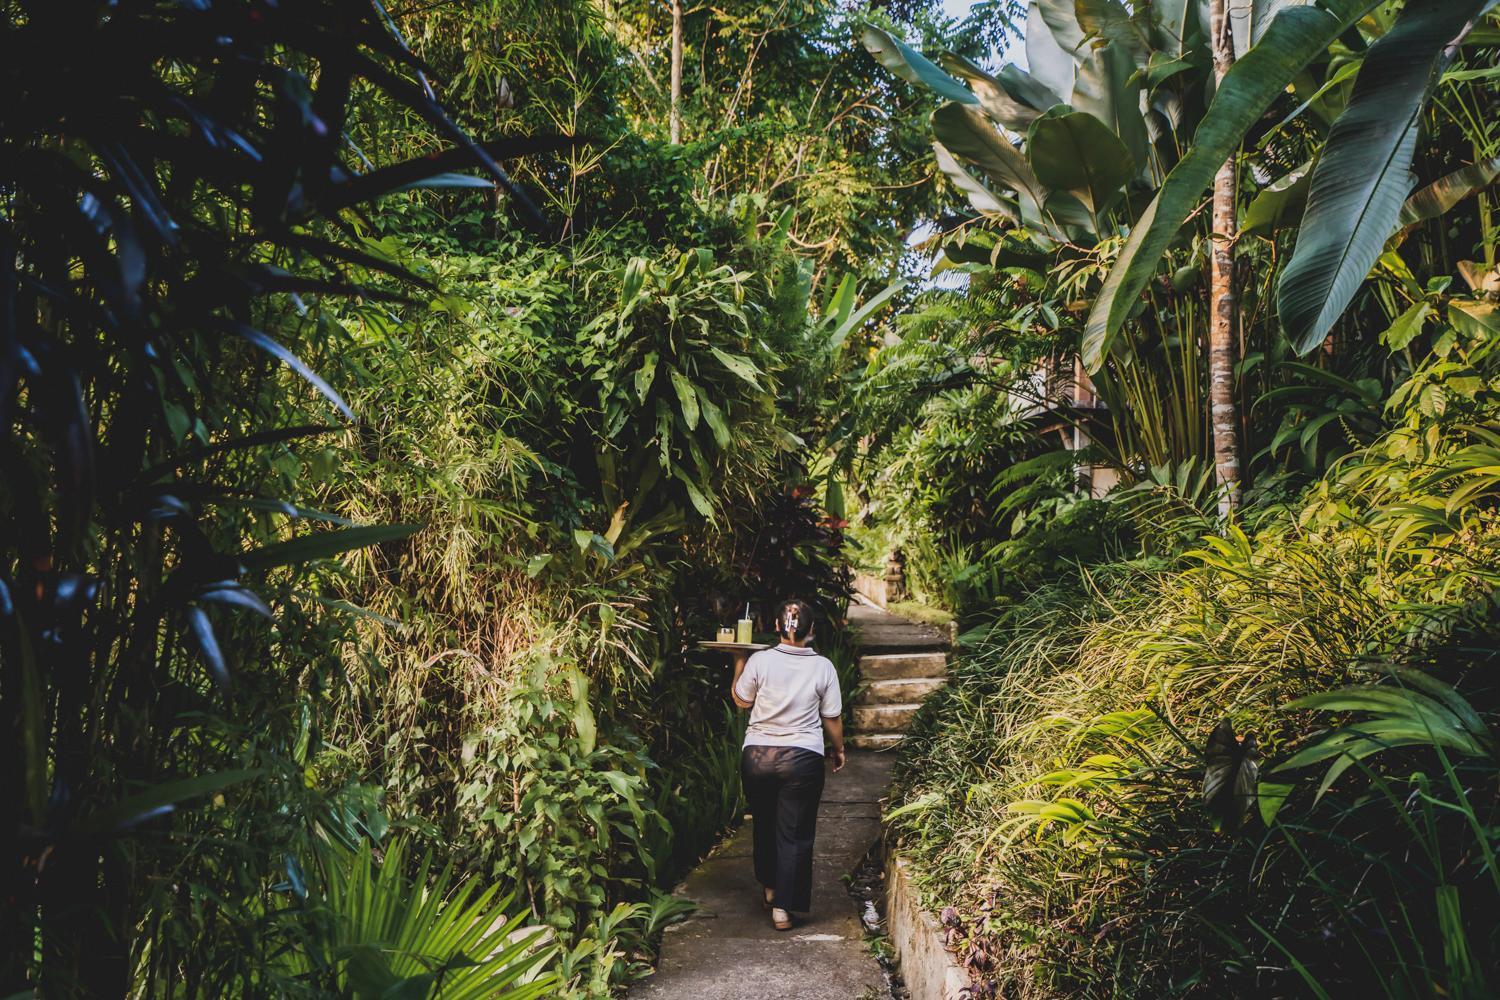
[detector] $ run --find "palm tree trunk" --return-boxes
[1209,0,1242,515]
[669,0,683,144]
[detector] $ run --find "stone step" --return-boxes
[855,677,946,706]
[859,652,947,681]
[854,636,949,656]
[848,732,905,751]
[852,702,922,732]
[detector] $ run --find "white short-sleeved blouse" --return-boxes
[733,643,842,756]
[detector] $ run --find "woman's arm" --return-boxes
[731,652,754,709]
[821,716,846,772]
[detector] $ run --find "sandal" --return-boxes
[771,907,792,931]
[761,886,774,910]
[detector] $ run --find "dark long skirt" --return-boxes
[740,745,826,913]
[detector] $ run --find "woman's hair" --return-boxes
[774,598,816,642]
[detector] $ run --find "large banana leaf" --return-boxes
[1396,152,1500,232]
[1241,159,1315,235]
[1071,39,1150,172]
[1025,1,1078,99]
[933,141,1020,219]
[1277,0,1497,355]
[933,103,1051,224]
[940,52,1044,131]
[1027,108,1134,215]
[861,25,977,105]
[1082,0,1383,371]
[1231,0,1316,57]
[1035,0,1087,56]
[1001,62,1067,113]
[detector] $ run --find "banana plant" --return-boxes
[863,0,1215,245]
[1087,0,1499,367]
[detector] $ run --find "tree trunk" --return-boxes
[669,0,683,144]
[1208,0,1242,515]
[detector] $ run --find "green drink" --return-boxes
[735,618,753,644]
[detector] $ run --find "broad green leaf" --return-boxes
[1278,1,1494,355]
[525,553,553,578]
[933,103,1049,223]
[1143,0,1196,58]
[1381,300,1432,350]
[1074,0,1138,52]
[1251,0,1309,47]
[829,279,908,351]
[940,52,1044,130]
[1071,40,1149,172]
[1083,0,1384,370]
[822,273,856,331]
[1142,52,1194,88]
[566,666,596,756]
[674,468,715,518]
[861,25,977,104]
[999,63,1065,113]
[932,141,1018,219]
[696,389,732,448]
[1024,1,1076,100]
[241,524,420,572]
[1202,719,1259,831]
[1242,159,1314,236]
[1398,153,1500,229]
[1257,781,1293,826]
[825,475,846,520]
[1035,0,1086,55]
[620,256,648,309]
[1026,108,1133,214]
[669,368,700,429]
[708,347,763,388]
[1450,299,1500,338]
[390,171,494,194]
[634,351,659,403]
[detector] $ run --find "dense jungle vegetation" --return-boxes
[2,0,1498,997]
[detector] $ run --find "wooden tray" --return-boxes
[696,641,769,653]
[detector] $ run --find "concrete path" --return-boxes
[631,751,892,999]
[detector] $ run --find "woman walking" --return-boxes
[731,598,846,930]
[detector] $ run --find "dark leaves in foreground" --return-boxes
[1,0,556,987]
[1203,718,1261,832]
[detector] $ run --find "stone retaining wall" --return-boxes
[853,571,889,608]
[885,853,971,1000]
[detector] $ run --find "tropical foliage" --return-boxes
[1,0,934,994]
[860,0,1500,994]
[5,0,1498,994]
